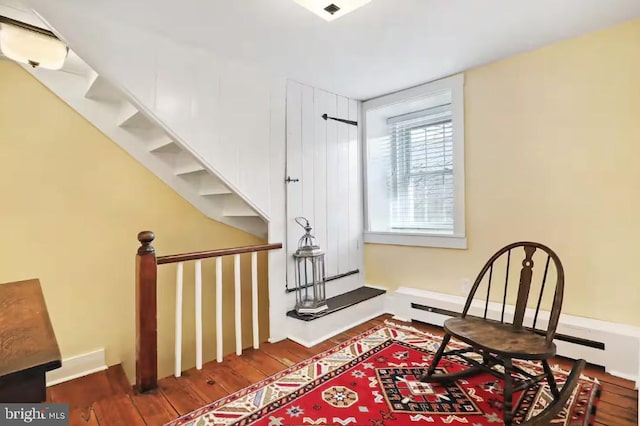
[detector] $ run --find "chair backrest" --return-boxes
[461,242,564,346]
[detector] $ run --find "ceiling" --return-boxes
[6,0,640,99]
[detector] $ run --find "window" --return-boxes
[363,74,466,249]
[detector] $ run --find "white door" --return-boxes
[285,81,363,295]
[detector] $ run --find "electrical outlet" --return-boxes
[461,278,471,294]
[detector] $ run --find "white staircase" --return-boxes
[25,56,267,237]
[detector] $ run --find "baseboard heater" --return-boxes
[389,287,640,384]
[411,303,605,350]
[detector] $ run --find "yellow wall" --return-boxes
[0,61,269,381]
[366,19,640,326]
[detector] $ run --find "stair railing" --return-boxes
[135,230,282,393]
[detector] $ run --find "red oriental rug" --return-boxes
[167,322,599,426]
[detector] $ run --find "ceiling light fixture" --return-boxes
[292,0,372,21]
[0,15,68,70]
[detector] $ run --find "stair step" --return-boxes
[222,196,259,217]
[84,71,122,103]
[147,136,180,154]
[286,287,386,321]
[198,174,232,196]
[117,102,153,129]
[174,159,206,176]
[200,186,232,196]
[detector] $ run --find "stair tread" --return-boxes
[148,137,178,153]
[175,163,205,175]
[286,287,386,322]
[200,188,233,196]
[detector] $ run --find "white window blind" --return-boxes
[386,106,454,233]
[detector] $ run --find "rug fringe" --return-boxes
[383,319,447,342]
[384,319,420,333]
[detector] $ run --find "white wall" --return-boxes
[30,0,292,342]
[30,0,272,219]
[29,2,364,342]
[285,81,363,296]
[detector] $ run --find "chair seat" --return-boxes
[444,317,556,359]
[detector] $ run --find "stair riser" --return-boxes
[285,294,387,347]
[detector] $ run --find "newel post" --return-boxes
[136,230,157,393]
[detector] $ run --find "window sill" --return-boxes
[364,232,467,249]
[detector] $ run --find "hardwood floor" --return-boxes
[47,315,638,425]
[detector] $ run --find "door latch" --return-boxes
[285,176,300,183]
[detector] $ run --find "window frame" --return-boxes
[362,73,466,249]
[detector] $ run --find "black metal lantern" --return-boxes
[293,217,328,315]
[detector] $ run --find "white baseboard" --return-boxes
[389,286,640,386]
[46,349,108,387]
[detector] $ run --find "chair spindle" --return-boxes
[533,255,551,330]
[484,264,493,319]
[501,249,511,323]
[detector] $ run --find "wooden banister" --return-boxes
[135,231,157,393]
[156,243,283,264]
[135,231,282,393]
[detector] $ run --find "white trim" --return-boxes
[46,349,108,387]
[268,336,286,344]
[364,232,467,249]
[388,286,640,386]
[363,74,464,109]
[608,370,639,383]
[387,104,451,126]
[362,74,466,248]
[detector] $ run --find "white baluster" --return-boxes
[251,252,259,349]
[216,257,223,363]
[195,259,203,370]
[234,254,242,356]
[175,262,184,377]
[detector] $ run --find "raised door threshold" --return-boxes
[286,286,386,322]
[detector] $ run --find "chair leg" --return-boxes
[503,358,514,426]
[542,359,560,399]
[425,333,451,377]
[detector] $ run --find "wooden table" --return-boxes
[0,279,61,402]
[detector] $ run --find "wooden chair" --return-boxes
[420,242,586,426]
